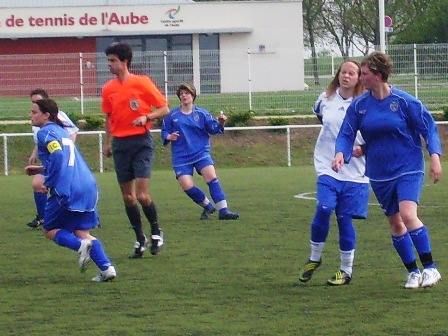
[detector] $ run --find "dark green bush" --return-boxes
[268,117,289,132]
[69,113,104,130]
[442,106,448,120]
[226,111,253,127]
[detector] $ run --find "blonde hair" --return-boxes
[326,59,364,98]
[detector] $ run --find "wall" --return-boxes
[0,1,303,95]
[0,37,97,96]
[218,2,304,92]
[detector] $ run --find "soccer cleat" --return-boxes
[218,210,240,220]
[200,204,216,220]
[327,270,351,286]
[27,215,43,228]
[150,230,164,255]
[421,268,441,288]
[91,266,117,282]
[299,259,322,283]
[78,239,93,273]
[130,236,149,259]
[405,271,422,289]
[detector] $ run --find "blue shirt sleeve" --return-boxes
[161,114,173,146]
[43,140,64,188]
[203,109,224,135]
[335,103,359,163]
[404,98,442,156]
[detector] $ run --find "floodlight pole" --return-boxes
[379,0,386,52]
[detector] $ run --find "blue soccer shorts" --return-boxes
[370,172,424,216]
[43,196,98,232]
[316,174,370,219]
[173,156,214,179]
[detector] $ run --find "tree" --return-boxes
[321,0,358,57]
[311,0,427,55]
[302,0,327,85]
[393,0,448,43]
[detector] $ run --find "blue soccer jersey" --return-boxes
[161,106,224,167]
[335,87,442,182]
[37,122,98,211]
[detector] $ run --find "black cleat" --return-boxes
[130,236,149,259]
[150,230,164,255]
[327,270,352,286]
[200,204,216,220]
[218,210,239,220]
[27,215,43,228]
[299,259,322,283]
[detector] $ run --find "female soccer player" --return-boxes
[299,60,369,286]
[25,98,116,282]
[332,51,442,288]
[161,83,239,220]
[26,88,79,229]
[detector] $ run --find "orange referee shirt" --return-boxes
[101,74,168,138]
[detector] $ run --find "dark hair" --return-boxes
[30,88,49,99]
[105,42,133,67]
[176,83,197,102]
[361,51,393,82]
[326,60,364,97]
[33,99,65,128]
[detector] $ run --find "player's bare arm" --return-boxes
[25,165,44,176]
[430,153,442,183]
[132,105,170,127]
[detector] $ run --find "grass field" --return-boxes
[1,166,447,336]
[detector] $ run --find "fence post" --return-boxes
[331,53,335,77]
[287,126,291,167]
[247,48,252,111]
[99,133,104,173]
[3,135,8,176]
[79,52,84,115]
[413,44,418,99]
[163,51,168,98]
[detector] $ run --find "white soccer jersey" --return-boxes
[32,110,79,144]
[313,89,368,183]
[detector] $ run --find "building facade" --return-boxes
[0,1,304,96]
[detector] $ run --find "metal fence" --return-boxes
[1,43,448,119]
[304,43,448,109]
[3,122,448,176]
[0,125,322,176]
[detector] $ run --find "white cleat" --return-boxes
[421,268,441,288]
[92,266,117,282]
[404,271,422,289]
[78,239,93,273]
[150,230,164,256]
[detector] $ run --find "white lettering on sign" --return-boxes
[1,11,149,28]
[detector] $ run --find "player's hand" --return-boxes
[218,111,227,125]
[102,145,112,157]
[132,115,147,127]
[28,154,37,165]
[167,131,180,141]
[25,165,43,176]
[430,154,442,183]
[352,145,364,158]
[331,153,345,172]
[29,147,38,164]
